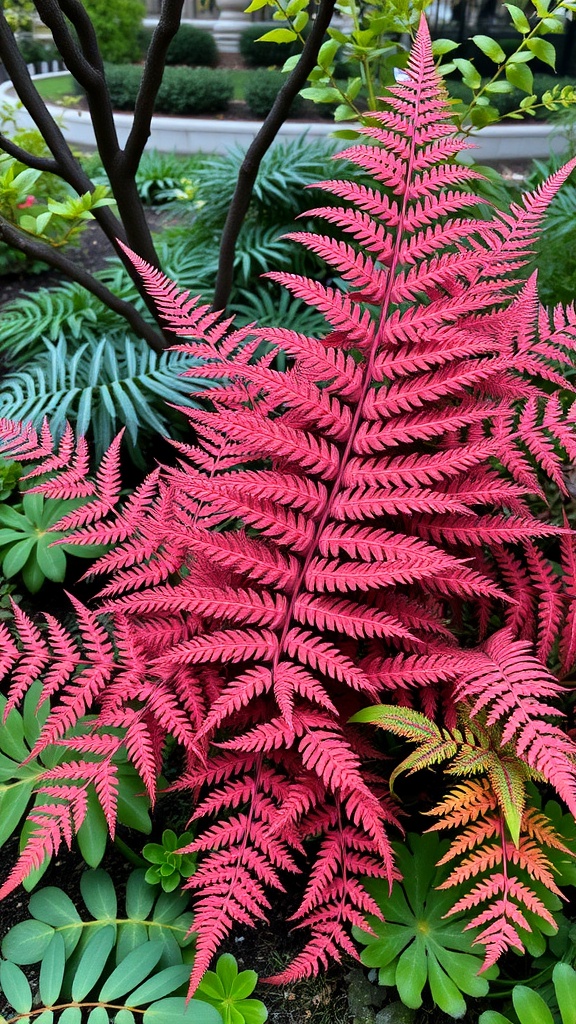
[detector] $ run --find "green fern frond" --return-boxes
[0,334,214,458]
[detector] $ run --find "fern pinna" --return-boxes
[2,16,576,989]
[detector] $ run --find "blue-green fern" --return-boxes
[0,334,214,459]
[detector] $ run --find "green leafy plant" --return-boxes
[0,459,21,502]
[143,830,197,893]
[479,962,576,1024]
[104,64,234,115]
[244,69,305,118]
[164,25,218,68]
[352,833,498,1019]
[0,681,153,888]
[0,867,222,1024]
[0,334,215,461]
[247,0,576,130]
[195,954,268,1024]
[82,0,145,63]
[0,491,106,592]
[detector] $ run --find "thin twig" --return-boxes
[212,0,336,312]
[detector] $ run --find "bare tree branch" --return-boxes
[211,0,337,312]
[0,132,59,173]
[0,216,168,354]
[125,0,185,175]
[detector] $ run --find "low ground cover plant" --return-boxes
[2,13,576,1023]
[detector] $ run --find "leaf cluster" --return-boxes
[0,681,152,887]
[353,833,497,1019]
[0,868,222,1024]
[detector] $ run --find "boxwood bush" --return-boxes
[166,25,218,67]
[105,64,233,114]
[245,69,305,119]
[139,24,218,67]
[240,24,299,67]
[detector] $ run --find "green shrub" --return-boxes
[239,24,299,67]
[106,64,232,114]
[165,24,218,67]
[16,35,59,67]
[104,63,143,110]
[157,66,232,114]
[82,0,145,63]
[245,69,305,119]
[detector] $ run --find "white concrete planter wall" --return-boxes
[0,73,568,160]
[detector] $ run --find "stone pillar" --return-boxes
[213,0,252,53]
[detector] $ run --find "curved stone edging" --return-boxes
[0,72,568,159]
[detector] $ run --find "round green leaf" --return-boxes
[1,919,55,965]
[22,553,46,594]
[35,535,67,582]
[59,1009,82,1024]
[115,1012,136,1024]
[81,869,117,921]
[505,61,533,93]
[99,941,163,1002]
[472,34,506,63]
[116,921,149,964]
[28,887,82,949]
[161,874,181,893]
[553,962,576,1024]
[126,870,156,920]
[196,972,226,1002]
[512,985,555,1024]
[153,889,188,923]
[395,939,427,1009]
[478,1014,513,1024]
[87,1009,109,1024]
[0,783,34,847]
[35,1012,54,1024]
[427,952,466,1018]
[128,963,191,1005]
[144,998,223,1024]
[2,537,36,577]
[0,960,33,1013]
[71,925,116,1001]
[39,933,66,1005]
[216,954,238,994]
[76,790,108,868]
[143,844,167,866]
[236,1000,268,1024]
[230,971,258,1001]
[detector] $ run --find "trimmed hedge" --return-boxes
[245,69,306,118]
[139,24,218,67]
[239,24,299,68]
[105,64,233,114]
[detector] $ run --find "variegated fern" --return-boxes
[1,16,576,993]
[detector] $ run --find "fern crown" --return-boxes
[1,15,576,993]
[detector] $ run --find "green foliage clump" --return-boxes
[0,681,153,888]
[105,64,233,114]
[479,962,576,1024]
[0,491,106,592]
[16,34,59,67]
[239,24,299,67]
[82,0,145,63]
[0,867,223,1024]
[0,333,215,461]
[165,25,218,68]
[143,830,196,893]
[352,833,497,1019]
[244,69,305,119]
[196,954,268,1024]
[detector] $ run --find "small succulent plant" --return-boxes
[143,830,196,892]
